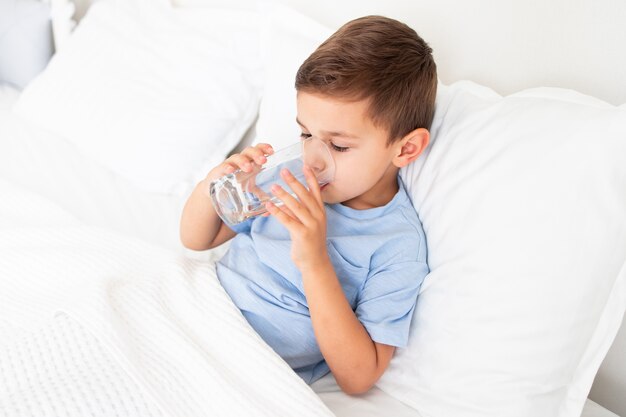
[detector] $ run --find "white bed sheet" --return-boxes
[312,374,619,417]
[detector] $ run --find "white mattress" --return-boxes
[0,86,619,417]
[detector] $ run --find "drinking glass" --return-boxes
[209,137,335,227]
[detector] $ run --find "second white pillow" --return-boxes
[15,0,264,194]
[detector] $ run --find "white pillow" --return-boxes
[0,83,20,111]
[380,81,626,417]
[251,2,333,151]
[14,0,264,194]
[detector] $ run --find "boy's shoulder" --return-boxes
[393,178,422,226]
[370,177,423,236]
[326,181,427,265]
[374,179,427,264]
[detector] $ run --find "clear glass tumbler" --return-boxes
[209,137,335,227]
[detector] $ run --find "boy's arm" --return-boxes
[266,167,395,394]
[180,143,274,251]
[301,260,396,394]
[180,178,236,250]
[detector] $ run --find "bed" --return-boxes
[1,1,625,417]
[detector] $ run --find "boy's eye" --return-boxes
[300,133,349,152]
[330,142,349,152]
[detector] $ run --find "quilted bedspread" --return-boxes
[0,179,333,417]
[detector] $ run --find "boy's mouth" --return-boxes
[320,183,329,191]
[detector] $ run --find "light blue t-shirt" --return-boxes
[216,178,429,384]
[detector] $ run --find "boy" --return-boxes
[180,16,436,394]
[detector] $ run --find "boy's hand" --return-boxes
[266,165,329,271]
[182,144,273,251]
[202,143,274,193]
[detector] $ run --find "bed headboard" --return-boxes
[52,1,626,415]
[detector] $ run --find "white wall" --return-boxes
[73,0,626,104]
[275,0,626,106]
[590,323,626,417]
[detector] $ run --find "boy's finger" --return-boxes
[270,184,312,226]
[257,143,274,156]
[280,169,318,210]
[280,206,296,218]
[226,154,255,172]
[241,146,269,165]
[303,165,323,208]
[222,163,237,174]
[266,201,299,229]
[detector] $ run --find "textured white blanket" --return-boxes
[0,179,333,417]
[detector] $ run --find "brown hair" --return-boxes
[295,16,437,144]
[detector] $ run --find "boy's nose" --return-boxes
[309,160,325,174]
[302,136,336,183]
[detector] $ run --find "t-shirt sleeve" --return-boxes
[355,259,429,348]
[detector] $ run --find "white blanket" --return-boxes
[0,179,333,417]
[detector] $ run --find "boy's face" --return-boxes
[296,92,403,209]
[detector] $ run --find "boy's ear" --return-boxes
[392,128,430,168]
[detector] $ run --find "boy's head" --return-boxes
[296,15,437,145]
[295,16,437,209]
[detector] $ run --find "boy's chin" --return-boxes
[321,195,343,205]
[320,190,337,205]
